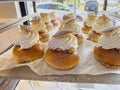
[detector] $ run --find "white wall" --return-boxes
[0,2,20,19]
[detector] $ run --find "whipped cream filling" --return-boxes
[97,32,120,49]
[85,19,96,27]
[61,23,80,34]
[32,22,46,32]
[60,18,80,34]
[48,35,78,50]
[13,30,39,49]
[92,21,113,33]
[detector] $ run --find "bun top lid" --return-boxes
[48,30,78,50]
[13,25,39,49]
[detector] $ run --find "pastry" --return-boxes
[94,26,120,68]
[88,15,113,42]
[82,12,97,34]
[49,12,59,27]
[13,25,44,63]
[88,30,101,42]
[59,13,75,30]
[31,17,50,42]
[45,30,80,70]
[59,13,83,44]
[40,13,53,30]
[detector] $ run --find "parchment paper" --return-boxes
[0,36,120,76]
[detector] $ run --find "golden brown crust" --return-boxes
[88,15,97,20]
[63,13,75,20]
[45,48,80,70]
[13,43,44,63]
[46,25,53,30]
[51,20,59,27]
[81,24,92,34]
[45,22,53,30]
[87,12,97,20]
[88,30,101,42]
[39,31,50,42]
[97,15,110,26]
[75,34,83,44]
[94,46,120,67]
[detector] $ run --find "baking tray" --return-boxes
[1,13,120,84]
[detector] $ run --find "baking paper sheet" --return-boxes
[0,36,120,76]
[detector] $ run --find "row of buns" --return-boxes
[82,12,120,68]
[12,12,120,69]
[82,12,114,43]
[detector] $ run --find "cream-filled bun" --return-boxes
[82,12,97,34]
[31,17,50,42]
[88,15,113,42]
[40,13,53,30]
[88,30,101,43]
[94,26,120,68]
[60,18,83,44]
[59,13,83,44]
[92,15,113,33]
[45,30,80,70]
[13,25,44,63]
[85,12,97,27]
[59,13,76,30]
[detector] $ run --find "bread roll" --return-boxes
[45,48,79,70]
[94,46,120,68]
[75,34,83,44]
[13,25,45,63]
[88,30,101,42]
[13,43,44,63]
[81,24,92,34]
[39,31,49,42]
[94,47,120,68]
[82,12,97,34]
[45,30,80,70]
